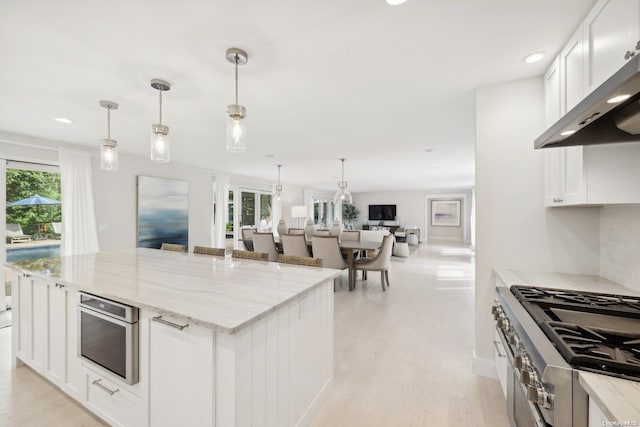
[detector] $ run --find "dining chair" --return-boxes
[287,228,305,235]
[281,234,310,257]
[311,236,347,290]
[241,227,257,251]
[232,249,268,261]
[193,246,226,257]
[353,235,394,291]
[277,254,322,267]
[313,230,331,237]
[160,243,187,252]
[341,230,360,241]
[252,232,279,262]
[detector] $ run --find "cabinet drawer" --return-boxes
[85,371,146,427]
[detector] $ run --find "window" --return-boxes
[313,199,334,227]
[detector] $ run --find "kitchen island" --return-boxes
[6,248,341,427]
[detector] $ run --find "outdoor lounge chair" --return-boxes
[6,224,32,244]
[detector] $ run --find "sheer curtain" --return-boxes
[59,148,100,256]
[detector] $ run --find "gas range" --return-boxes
[493,285,640,427]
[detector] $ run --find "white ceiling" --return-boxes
[0,0,595,192]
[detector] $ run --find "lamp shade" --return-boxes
[333,188,353,205]
[291,205,307,218]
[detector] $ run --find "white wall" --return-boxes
[600,205,640,293]
[474,77,601,372]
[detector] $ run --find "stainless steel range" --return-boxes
[493,285,640,427]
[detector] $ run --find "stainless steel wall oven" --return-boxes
[78,292,139,385]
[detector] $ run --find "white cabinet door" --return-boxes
[148,313,214,427]
[544,55,561,128]
[563,146,587,205]
[64,288,84,400]
[561,26,585,113]
[30,277,48,374]
[544,148,564,206]
[14,272,32,363]
[584,0,640,94]
[45,282,66,384]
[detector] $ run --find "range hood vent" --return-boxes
[535,54,640,149]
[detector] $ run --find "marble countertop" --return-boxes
[5,248,341,333]
[495,269,640,422]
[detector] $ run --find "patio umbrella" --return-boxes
[8,194,61,206]
[8,194,61,236]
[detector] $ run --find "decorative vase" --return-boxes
[304,218,315,240]
[330,219,342,239]
[277,219,287,236]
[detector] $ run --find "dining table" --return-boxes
[270,237,382,291]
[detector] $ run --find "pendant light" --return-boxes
[274,164,284,201]
[150,79,171,163]
[99,100,119,171]
[333,158,353,205]
[225,48,248,153]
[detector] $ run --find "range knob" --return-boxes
[527,385,553,409]
[493,308,503,320]
[514,354,530,371]
[520,369,538,385]
[501,318,511,332]
[509,333,519,347]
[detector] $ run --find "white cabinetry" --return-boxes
[588,396,610,426]
[85,370,146,427]
[493,330,508,398]
[561,27,585,113]
[147,312,214,427]
[584,0,640,94]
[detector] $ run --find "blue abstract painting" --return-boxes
[137,176,189,249]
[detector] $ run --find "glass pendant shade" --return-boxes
[100,139,118,171]
[333,186,353,205]
[274,184,284,202]
[226,104,247,153]
[151,124,170,163]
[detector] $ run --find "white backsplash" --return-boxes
[600,205,640,292]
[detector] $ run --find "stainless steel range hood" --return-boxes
[535,54,640,149]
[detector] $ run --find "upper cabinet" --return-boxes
[584,0,640,95]
[542,0,640,207]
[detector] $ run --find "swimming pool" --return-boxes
[6,244,60,263]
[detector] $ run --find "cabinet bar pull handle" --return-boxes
[493,340,506,358]
[92,379,119,395]
[55,283,64,288]
[152,315,189,331]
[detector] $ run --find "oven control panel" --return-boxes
[492,301,554,410]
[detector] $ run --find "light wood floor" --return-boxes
[0,242,508,427]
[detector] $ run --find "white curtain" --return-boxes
[59,149,100,256]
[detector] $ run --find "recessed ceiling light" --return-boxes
[386,0,407,5]
[55,117,73,124]
[523,52,545,64]
[424,148,434,153]
[607,94,631,104]
[560,130,576,136]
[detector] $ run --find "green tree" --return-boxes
[342,204,359,227]
[6,169,61,235]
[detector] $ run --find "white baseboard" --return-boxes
[472,351,497,379]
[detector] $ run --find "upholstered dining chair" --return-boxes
[313,230,331,237]
[232,250,268,261]
[160,243,187,252]
[311,236,347,290]
[241,227,257,251]
[287,228,305,235]
[281,234,310,257]
[252,232,279,262]
[277,254,322,267]
[193,246,226,257]
[340,230,360,241]
[353,235,394,291]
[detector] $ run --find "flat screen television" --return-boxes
[368,204,396,221]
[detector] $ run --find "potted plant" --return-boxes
[342,204,359,230]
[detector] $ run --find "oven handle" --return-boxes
[493,340,506,358]
[92,379,119,396]
[152,315,189,331]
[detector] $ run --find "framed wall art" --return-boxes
[431,200,460,227]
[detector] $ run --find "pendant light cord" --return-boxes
[159,89,163,125]
[235,54,239,105]
[277,164,281,184]
[107,107,111,140]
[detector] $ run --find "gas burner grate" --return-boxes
[511,286,640,318]
[541,321,640,381]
